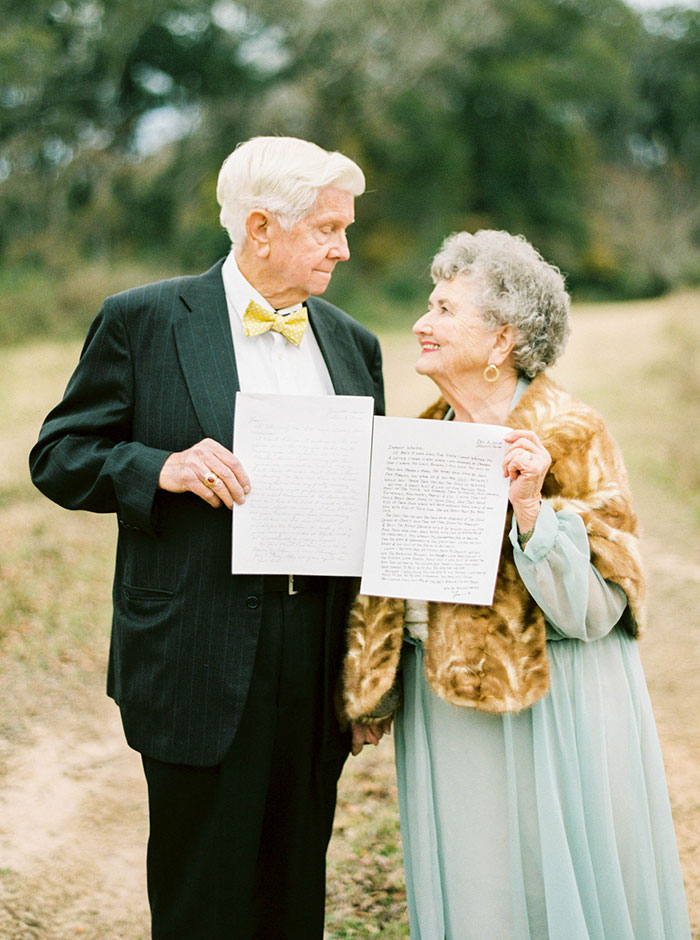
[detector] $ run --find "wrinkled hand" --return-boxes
[158,438,251,509]
[350,718,394,756]
[503,429,551,533]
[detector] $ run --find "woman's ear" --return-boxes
[245,210,273,258]
[490,324,517,366]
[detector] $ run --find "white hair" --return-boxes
[431,230,571,377]
[216,136,366,247]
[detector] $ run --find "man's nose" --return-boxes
[329,231,350,261]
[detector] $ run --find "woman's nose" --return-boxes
[413,311,431,335]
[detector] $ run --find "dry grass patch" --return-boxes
[327,743,408,938]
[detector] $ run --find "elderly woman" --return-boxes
[342,231,691,940]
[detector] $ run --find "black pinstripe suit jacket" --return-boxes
[29,259,385,766]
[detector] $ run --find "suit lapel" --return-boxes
[307,297,362,396]
[173,282,369,444]
[174,260,240,447]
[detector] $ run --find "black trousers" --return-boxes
[142,586,347,940]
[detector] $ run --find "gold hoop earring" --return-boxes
[483,363,500,383]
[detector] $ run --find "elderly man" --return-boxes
[29,136,384,940]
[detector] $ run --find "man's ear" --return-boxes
[245,210,273,258]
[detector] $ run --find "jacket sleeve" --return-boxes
[28,296,171,536]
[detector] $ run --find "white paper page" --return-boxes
[232,393,374,576]
[360,417,511,605]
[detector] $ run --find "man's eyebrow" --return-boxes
[317,215,354,225]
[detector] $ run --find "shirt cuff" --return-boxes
[509,501,558,562]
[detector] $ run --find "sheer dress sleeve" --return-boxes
[509,501,627,642]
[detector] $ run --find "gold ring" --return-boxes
[204,471,220,488]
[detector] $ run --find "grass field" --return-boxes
[1,289,699,938]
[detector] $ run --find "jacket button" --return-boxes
[246,595,260,609]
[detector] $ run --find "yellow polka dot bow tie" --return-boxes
[242,300,308,346]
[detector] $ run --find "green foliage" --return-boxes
[1,0,700,330]
[636,7,700,175]
[0,257,179,345]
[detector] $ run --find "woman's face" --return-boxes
[413,276,497,387]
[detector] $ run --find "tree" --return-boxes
[1,0,699,305]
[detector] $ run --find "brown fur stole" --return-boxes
[342,373,646,722]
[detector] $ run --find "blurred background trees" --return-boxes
[1,0,700,339]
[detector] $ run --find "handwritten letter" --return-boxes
[232,393,374,576]
[360,417,511,604]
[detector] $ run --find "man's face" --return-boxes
[267,187,354,306]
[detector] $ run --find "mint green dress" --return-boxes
[394,396,691,940]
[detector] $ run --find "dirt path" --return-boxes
[1,298,699,938]
[0,700,150,940]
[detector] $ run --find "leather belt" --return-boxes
[260,574,326,595]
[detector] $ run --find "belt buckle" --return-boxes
[288,574,299,596]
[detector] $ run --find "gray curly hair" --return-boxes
[430,230,571,377]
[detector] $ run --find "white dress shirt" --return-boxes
[221,251,335,396]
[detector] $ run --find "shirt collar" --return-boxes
[221,251,304,319]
